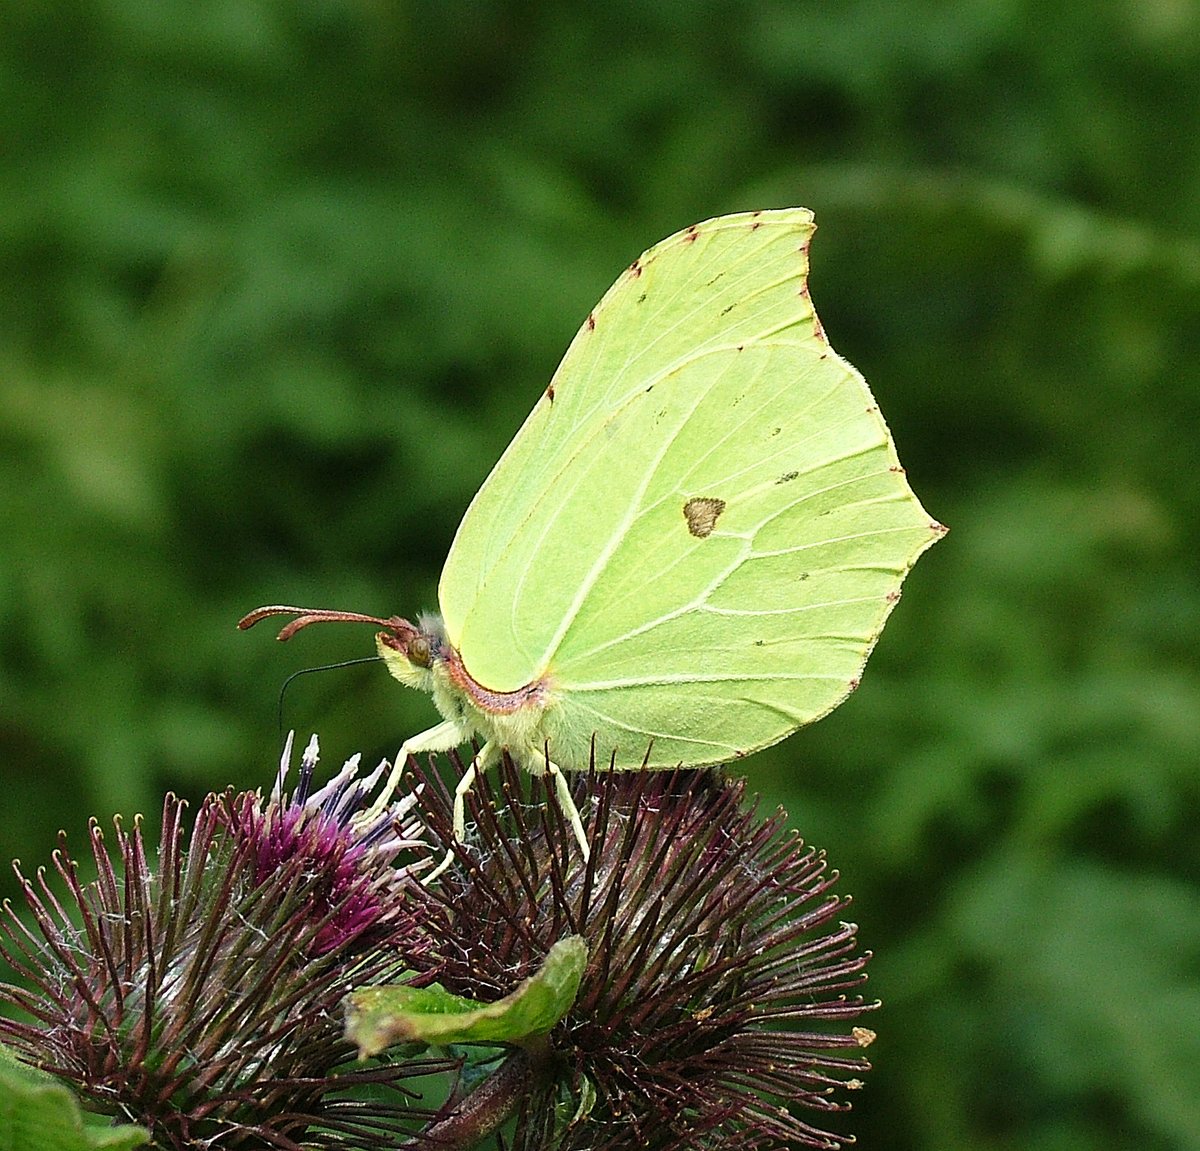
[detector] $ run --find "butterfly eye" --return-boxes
[407,635,433,668]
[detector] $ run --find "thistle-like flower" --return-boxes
[406,755,878,1151]
[0,734,451,1150]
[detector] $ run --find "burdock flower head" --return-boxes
[361,754,877,1151]
[0,734,449,1150]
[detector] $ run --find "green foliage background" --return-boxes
[2,3,1198,1149]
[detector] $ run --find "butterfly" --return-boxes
[241,209,945,866]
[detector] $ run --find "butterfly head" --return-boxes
[375,612,450,692]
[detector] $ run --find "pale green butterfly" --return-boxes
[241,208,945,864]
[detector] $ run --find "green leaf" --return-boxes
[0,1046,149,1150]
[347,936,587,1058]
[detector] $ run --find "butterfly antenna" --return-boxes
[238,605,409,642]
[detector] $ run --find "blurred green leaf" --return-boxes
[947,853,1200,1149]
[0,1047,149,1150]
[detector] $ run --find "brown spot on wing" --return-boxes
[683,496,726,538]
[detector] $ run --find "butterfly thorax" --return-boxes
[375,614,559,764]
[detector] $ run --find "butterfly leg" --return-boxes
[423,741,498,884]
[451,741,498,841]
[358,719,471,825]
[545,757,590,863]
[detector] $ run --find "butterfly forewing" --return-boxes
[440,211,821,686]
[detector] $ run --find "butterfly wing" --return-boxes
[439,209,943,770]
